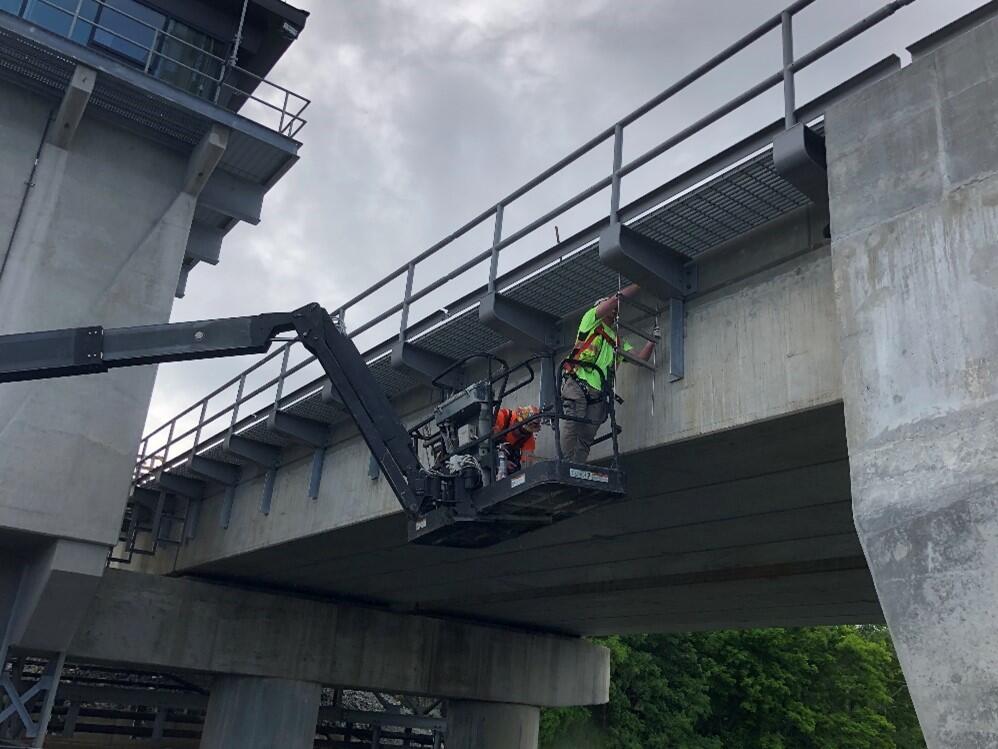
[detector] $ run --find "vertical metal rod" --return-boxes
[67,0,84,39]
[144,29,158,73]
[280,89,289,133]
[163,419,176,467]
[150,490,167,549]
[781,11,796,128]
[487,203,504,292]
[230,374,246,431]
[192,401,209,450]
[220,487,234,529]
[609,124,624,222]
[274,343,292,404]
[398,263,415,344]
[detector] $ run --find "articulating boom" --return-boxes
[0,303,625,548]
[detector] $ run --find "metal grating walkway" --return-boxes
[150,142,814,486]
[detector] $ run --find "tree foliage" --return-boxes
[539,626,925,749]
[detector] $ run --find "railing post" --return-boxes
[274,342,292,405]
[229,374,247,432]
[781,11,796,128]
[398,263,416,344]
[144,29,158,74]
[609,123,624,223]
[279,89,289,134]
[192,400,209,450]
[487,203,504,292]
[164,419,176,465]
[67,0,85,39]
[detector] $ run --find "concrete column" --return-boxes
[828,14,998,748]
[199,676,321,749]
[447,701,539,749]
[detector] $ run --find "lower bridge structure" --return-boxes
[2,2,998,747]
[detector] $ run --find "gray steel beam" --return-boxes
[478,292,561,352]
[156,472,204,499]
[224,435,280,468]
[199,168,266,225]
[185,223,226,266]
[773,123,828,204]
[598,223,697,300]
[188,456,240,486]
[321,380,345,408]
[268,411,329,447]
[390,342,462,389]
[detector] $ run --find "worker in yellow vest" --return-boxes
[560,283,655,463]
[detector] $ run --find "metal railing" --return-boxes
[6,0,309,137]
[134,0,916,484]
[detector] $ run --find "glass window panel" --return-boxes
[23,0,96,41]
[153,19,225,99]
[92,0,163,65]
[0,1,25,17]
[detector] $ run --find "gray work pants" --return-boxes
[559,377,607,464]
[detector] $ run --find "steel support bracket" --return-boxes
[188,455,240,486]
[773,123,827,204]
[267,410,329,447]
[224,435,280,468]
[598,223,697,300]
[479,292,561,351]
[156,472,205,499]
[390,342,463,389]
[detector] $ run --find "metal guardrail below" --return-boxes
[133,0,916,486]
[4,0,309,137]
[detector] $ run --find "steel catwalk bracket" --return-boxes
[598,223,697,300]
[773,122,828,204]
[267,411,329,447]
[390,342,463,389]
[224,435,280,467]
[478,292,561,352]
[188,455,240,486]
[156,472,205,499]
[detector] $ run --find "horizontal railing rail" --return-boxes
[6,0,309,138]
[133,0,916,484]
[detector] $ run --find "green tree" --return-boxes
[539,626,925,749]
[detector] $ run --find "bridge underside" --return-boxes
[185,403,879,635]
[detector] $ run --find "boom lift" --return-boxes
[0,303,625,548]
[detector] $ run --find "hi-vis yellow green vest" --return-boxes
[569,307,633,391]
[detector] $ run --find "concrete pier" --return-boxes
[828,14,998,748]
[200,676,321,749]
[447,701,540,749]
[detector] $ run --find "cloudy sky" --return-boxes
[145,0,987,436]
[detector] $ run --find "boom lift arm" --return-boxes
[0,303,429,516]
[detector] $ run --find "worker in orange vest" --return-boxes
[494,405,541,478]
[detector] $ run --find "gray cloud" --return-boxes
[146,0,987,430]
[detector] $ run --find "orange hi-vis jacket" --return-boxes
[494,407,537,454]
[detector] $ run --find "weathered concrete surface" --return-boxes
[447,701,540,749]
[0,78,197,547]
[68,570,611,708]
[200,676,321,749]
[828,13,998,749]
[132,204,882,635]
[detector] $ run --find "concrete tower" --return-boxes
[0,0,308,736]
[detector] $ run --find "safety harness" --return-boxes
[562,324,616,397]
